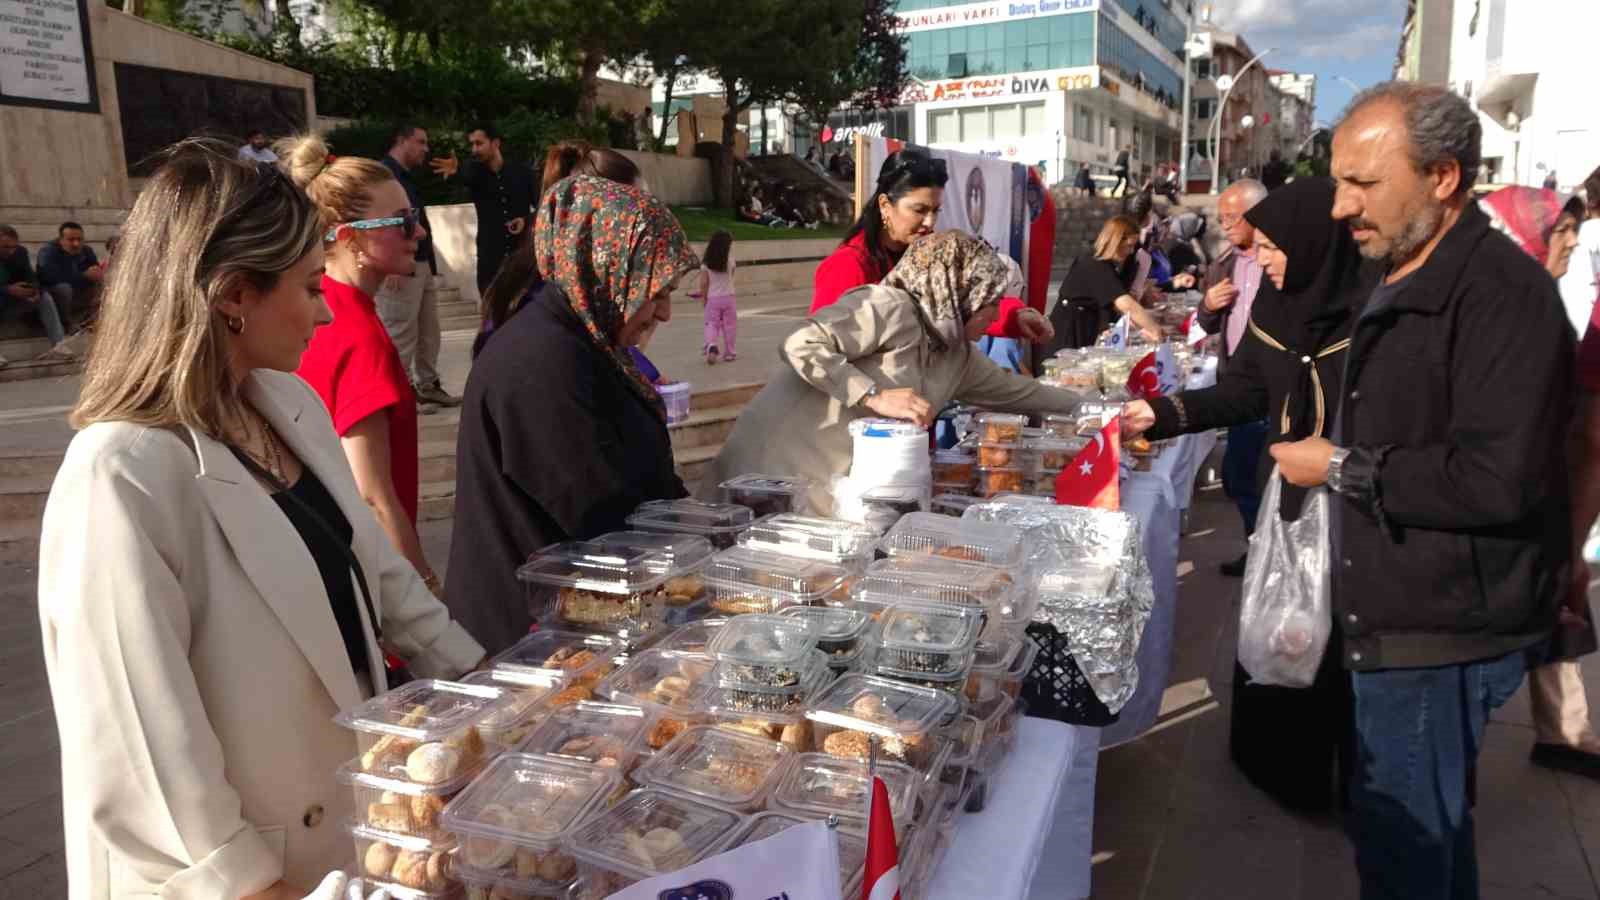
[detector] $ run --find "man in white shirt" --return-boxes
[237,129,278,165]
[1560,168,1600,336]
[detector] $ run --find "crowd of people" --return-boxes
[23,75,1600,900]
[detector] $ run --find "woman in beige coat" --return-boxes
[707,231,1084,514]
[37,141,485,899]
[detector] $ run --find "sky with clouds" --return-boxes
[1206,0,1409,126]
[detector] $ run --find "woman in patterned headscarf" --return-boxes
[706,231,1085,515]
[445,175,700,652]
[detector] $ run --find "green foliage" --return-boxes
[670,206,847,242]
[1294,156,1330,179]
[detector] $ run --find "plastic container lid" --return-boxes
[736,513,879,566]
[770,753,918,823]
[440,752,620,857]
[941,714,984,767]
[704,547,850,611]
[564,787,746,881]
[515,701,650,769]
[777,605,872,657]
[877,511,1026,569]
[972,412,1027,429]
[593,649,713,716]
[455,670,559,749]
[633,725,794,809]
[335,679,512,742]
[805,673,959,739]
[696,650,831,724]
[588,531,716,575]
[707,613,819,669]
[625,499,756,539]
[514,541,671,595]
[1007,635,1041,679]
[652,618,730,655]
[487,630,622,688]
[929,494,980,516]
[933,449,974,464]
[878,605,982,658]
[855,554,1019,615]
[969,635,1025,675]
[719,473,811,501]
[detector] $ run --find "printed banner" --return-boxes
[865,138,1027,265]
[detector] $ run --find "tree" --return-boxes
[498,0,663,124]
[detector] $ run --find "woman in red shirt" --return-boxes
[812,147,1052,344]
[283,136,441,595]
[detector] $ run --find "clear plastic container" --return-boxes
[875,605,981,676]
[487,631,622,690]
[778,605,872,667]
[515,542,672,638]
[651,618,729,655]
[976,465,1027,498]
[737,513,878,567]
[930,450,976,485]
[856,555,1019,619]
[564,788,746,899]
[457,865,572,900]
[975,441,1023,469]
[870,657,974,705]
[730,813,866,894]
[719,474,812,518]
[877,511,1025,569]
[625,499,755,550]
[656,381,691,425]
[769,753,918,824]
[592,649,713,751]
[703,546,850,615]
[338,680,512,784]
[441,753,620,887]
[706,612,819,670]
[456,670,559,750]
[1029,435,1090,470]
[516,702,651,775]
[699,649,829,722]
[588,530,716,610]
[341,756,477,841]
[968,635,1024,678]
[805,673,959,767]
[929,493,979,517]
[351,823,458,896]
[1041,412,1079,438]
[972,411,1027,444]
[633,725,794,811]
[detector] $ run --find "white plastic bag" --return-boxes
[1237,466,1332,688]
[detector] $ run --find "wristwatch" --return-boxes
[859,384,881,407]
[1326,447,1352,493]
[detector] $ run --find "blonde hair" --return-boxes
[71,141,323,436]
[1094,215,1141,261]
[277,133,395,241]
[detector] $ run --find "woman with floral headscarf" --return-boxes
[444,176,699,652]
[707,231,1084,515]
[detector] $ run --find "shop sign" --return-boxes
[894,0,1098,34]
[904,66,1098,104]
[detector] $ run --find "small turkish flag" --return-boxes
[862,775,901,900]
[1185,311,1208,346]
[1125,351,1161,399]
[1056,415,1121,509]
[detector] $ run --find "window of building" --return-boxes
[902,12,1096,80]
[1193,58,1210,80]
[929,109,960,143]
[1192,98,1215,119]
[1022,101,1047,137]
[1074,104,1095,141]
[959,106,991,141]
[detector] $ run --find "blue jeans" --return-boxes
[1348,651,1525,900]
[1222,419,1268,534]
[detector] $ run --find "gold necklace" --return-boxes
[235,405,287,487]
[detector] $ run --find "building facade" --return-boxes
[1184,29,1275,190]
[1397,0,1599,192]
[1267,71,1318,162]
[892,0,1188,186]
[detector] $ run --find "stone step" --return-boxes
[441,315,480,333]
[690,381,764,410]
[0,447,65,479]
[0,355,82,384]
[0,336,51,361]
[418,408,461,444]
[0,474,49,524]
[435,299,477,320]
[0,518,38,565]
[674,444,721,493]
[419,480,455,522]
[666,404,741,452]
[418,439,458,486]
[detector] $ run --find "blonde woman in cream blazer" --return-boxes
[38,142,485,899]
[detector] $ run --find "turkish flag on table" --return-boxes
[1055,416,1121,509]
[862,774,901,900]
[1125,351,1161,399]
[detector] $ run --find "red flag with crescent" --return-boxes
[1055,416,1121,509]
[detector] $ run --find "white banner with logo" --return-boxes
[603,820,843,900]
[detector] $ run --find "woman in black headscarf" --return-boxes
[1123,176,1376,812]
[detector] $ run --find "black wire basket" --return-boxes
[1021,622,1120,727]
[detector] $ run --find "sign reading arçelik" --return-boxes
[894,0,1098,34]
[0,0,99,113]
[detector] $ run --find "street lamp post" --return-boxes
[1210,47,1276,195]
[1178,3,1213,195]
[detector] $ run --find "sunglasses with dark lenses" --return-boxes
[879,148,948,185]
[325,208,421,242]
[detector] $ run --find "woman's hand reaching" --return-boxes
[1015,307,1055,342]
[863,388,935,428]
[1121,399,1155,437]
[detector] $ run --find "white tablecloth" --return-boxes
[929,717,1099,900]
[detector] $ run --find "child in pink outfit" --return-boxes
[696,229,738,364]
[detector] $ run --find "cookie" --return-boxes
[647,717,688,750]
[823,729,871,760]
[405,742,462,784]
[366,801,412,833]
[363,840,398,878]
[391,849,432,889]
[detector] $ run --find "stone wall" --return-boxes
[619,150,713,206]
[1051,192,1128,270]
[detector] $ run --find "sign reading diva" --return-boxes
[895,0,1098,34]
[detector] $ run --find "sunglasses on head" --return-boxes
[325,208,422,242]
[879,148,947,186]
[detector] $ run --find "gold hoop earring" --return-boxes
[225,314,245,335]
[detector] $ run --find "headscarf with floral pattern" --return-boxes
[879,231,1010,352]
[534,175,700,420]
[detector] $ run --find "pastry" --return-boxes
[647,716,688,750]
[448,726,486,769]
[544,646,596,671]
[848,694,886,721]
[556,735,623,766]
[710,594,773,615]
[426,850,451,888]
[361,733,418,774]
[549,683,593,707]
[558,586,643,625]
[410,792,447,833]
[363,840,399,878]
[933,546,985,563]
[977,445,1014,467]
[664,574,705,605]
[390,849,432,889]
[720,720,779,740]
[534,849,576,882]
[780,721,811,753]
[366,801,412,833]
[980,468,1024,497]
[823,729,871,760]
[623,826,687,868]
[405,742,463,784]
[650,675,692,706]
